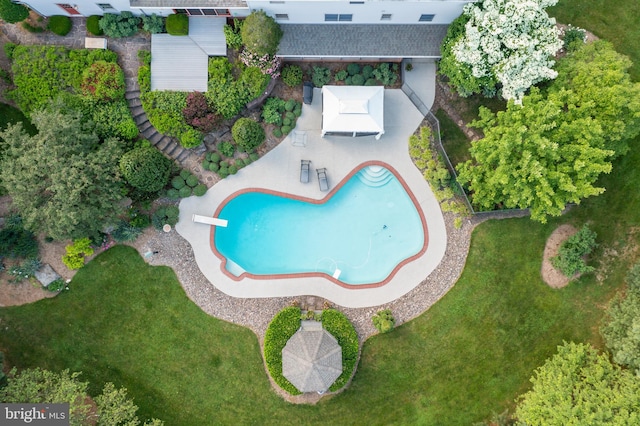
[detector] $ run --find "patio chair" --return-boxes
[300,160,311,183]
[316,168,329,192]
[303,82,314,105]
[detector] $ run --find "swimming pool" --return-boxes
[211,163,427,286]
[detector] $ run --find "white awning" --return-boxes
[321,85,384,140]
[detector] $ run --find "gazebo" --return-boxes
[282,321,343,393]
[321,85,385,140]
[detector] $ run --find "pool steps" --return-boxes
[356,166,393,187]
[225,258,246,277]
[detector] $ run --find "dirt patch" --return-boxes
[541,224,578,288]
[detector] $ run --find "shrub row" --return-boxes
[321,309,359,392]
[151,205,179,230]
[262,97,302,138]
[311,62,399,87]
[201,150,259,179]
[263,307,302,395]
[167,169,206,199]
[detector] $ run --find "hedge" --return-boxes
[166,13,188,36]
[263,306,302,395]
[86,15,103,36]
[47,15,72,36]
[321,309,359,391]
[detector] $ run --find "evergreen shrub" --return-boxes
[166,13,188,36]
[47,15,71,36]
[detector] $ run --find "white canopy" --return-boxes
[321,85,385,140]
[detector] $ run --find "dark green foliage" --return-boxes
[242,157,251,166]
[249,152,259,162]
[361,65,374,80]
[264,307,302,395]
[3,42,16,60]
[335,69,348,81]
[284,99,296,112]
[344,76,352,85]
[141,90,189,139]
[186,174,199,188]
[91,99,138,141]
[551,225,597,277]
[166,13,188,36]
[166,188,180,200]
[138,49,151,66]
[241,10,283,56]
[111,220,143,243]
[120,147,172,193]
[152,205,179,230]
[193,184,207,197]
[86,15,103,36]
[232,118,265,152]
[312,66,331,87]
[207,151,221,163]
[128,208,150,229]
[206,57,265,119]
[99,12,140,38]
[208,162,219,172]
[8,258,42,281]
[281,65,303,87]
[47,15,72,36]
[0,0,28,23]
[321,309,358,391]
[272,128,282,138]
[171,176,186,189]
[372,62,398,86]
[234,159,244,168]
[351,74,365,85]
[22,21,44,33]
[178,186,192,198]
[46,278,66,292]
[218,167,229,178]
[223,19,243,49]
[364,78,378,86]
[262,101,283,125]
[219,141,235,157]
[347,63,360,76]
[281,125,291,135]
[372,309,395,333]
[81,60,125,101]
[0,215,39,259]
[293,106,302,117]
[282,117,291,126]
[141,14,164,34]
[563,25,586,51]
[228,165,238,175]
[180,169,192,180]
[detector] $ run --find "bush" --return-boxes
[119,147,172,193]
[551,225,598,277]
[293,106,302,117]
[182,91,219,132]
[262,97,285,125]
[241,10,283,56]
[171,176,186,189]
[312,66,331,87]
[62,238,94,270]
[264,306,302,395]
[86,15,103,36]
[219,141,235,158]
[186,174,199,188]
[284,99,296,112]
[0,215,39,259]
[563,25,586,51]
[3,43,16,60]
[166,13,189,36]
[47,15,72,36]
[223,19,243,50]
[111,220,142,243]
[178,186,192,198]
[272,128,282,138]
[91,99,138,141]
[347,63,361,76]
[138,49,151,66]
[236,66,270,101]
[99,12,141,38]
[282,118,291,127]
[81,61,125,101]
[141,14,164,34]
[362,65,374,80]
[208,162,219,172]
[128,209,150,229]
[242,157,251,166]
[372,62,398,86]
[8,258,42,282]
[166,188,180,200]
[152,205,179,230]
[249,153,259,162]
[321,309,359,391]
[22,21,44,33]
[179,128,203,148]
[351,74,365,85]
[281,125,291,135]
[335,69,348,81]
[218,167,229,178]
[0,0,29,24]
[364,78,378,86]
[372,309,395,333]
[228,165,238,175]
[137,65,150,92]
[232,118,265,153]
[193,184,207,197]
[46,278,66,292]
[205,57,245,119]
[281,65,303,87]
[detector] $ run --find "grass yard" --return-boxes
[436,108,471,167]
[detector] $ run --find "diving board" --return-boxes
[192,214,228,227]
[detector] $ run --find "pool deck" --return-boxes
[176,88,447,308]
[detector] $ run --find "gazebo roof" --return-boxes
[322,85,385,139]
[282,321,342,393]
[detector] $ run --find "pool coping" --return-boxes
[210,160,429,289]
[176,88,447,308]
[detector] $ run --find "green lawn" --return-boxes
[1,1,639,423]
[436,108,471,167]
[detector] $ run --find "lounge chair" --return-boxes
[192,214,228,227]
[303,82,314,104]
[316,168,329,192]
[300,160,311,183]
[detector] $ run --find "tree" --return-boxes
[515,342,640,425]
[0,107,124,240]
[549,40,640,157]
[457,88,614,222]
[240,10,283,57]
[439,0,562,102]
[120,147,172,193]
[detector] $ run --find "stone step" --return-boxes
[138,120,153,133]
[155,136,172,150]
[125,90,141,100]
[134,112,148,125]
[145,131,163,144]
[127,97,142,108]
[176,149,191,163]
[163,141,179,156]
[130,105,145,118]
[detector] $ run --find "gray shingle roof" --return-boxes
[277,24,449,59]
[282,322,342,393]
[130,0,246,8]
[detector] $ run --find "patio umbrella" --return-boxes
[282,321,342,393]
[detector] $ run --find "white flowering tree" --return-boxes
[439,0,562,102]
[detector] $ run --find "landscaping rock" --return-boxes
[35,264,61,288]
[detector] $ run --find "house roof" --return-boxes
[277,24,449,59]
[282,321,342,393]
[130,0,247,8]
[322,85,384,137]
[150,17,226,92]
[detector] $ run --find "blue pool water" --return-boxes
[214,165,425,285]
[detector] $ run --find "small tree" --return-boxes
[232,118,265,153]
[550,225,597,277]
[119,147,172,193]
[0,0,29,24]
[241,10,283,56]
[372,309,395,333]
